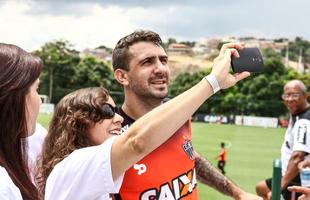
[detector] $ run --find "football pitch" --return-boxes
[37,114,285,199]
[192,122,285,199]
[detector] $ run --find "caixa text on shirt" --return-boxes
[139,168,197,200]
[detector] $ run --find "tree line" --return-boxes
[34,39,310,118]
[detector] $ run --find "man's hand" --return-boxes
[211,42,250,90]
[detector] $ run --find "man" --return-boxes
[256,80,310,200]
[113,30,261,200]
[217,142,227,175]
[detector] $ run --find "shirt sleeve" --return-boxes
[45,136,124,200]
[293,119,310,153]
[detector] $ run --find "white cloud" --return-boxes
[0,0,309,52]
[0,1,136,51]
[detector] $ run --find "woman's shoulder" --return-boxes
[45,137,119,200]
[0,167,23,200]
[53,136,117,172]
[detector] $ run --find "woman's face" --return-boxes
[25,78,41,136]
[88,97,124,145]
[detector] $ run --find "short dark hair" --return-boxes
[112,30,163,71]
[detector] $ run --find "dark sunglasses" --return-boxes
[99,103,117,119]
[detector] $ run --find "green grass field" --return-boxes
[37,113,51,128]
[192,122,285,199]
[37,114,285,199]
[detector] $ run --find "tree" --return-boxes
[169,49,300,117]
[95,45,113,54]
[167,38,177,45]
[162,38,178,49]
[34,40,80,103]
[283,37,310,64]
[232,55,289,117]
[73,56,124,106]
[73,56,113,88]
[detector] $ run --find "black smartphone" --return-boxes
[231,47,264,73]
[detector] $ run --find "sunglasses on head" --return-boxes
[99,103,117,119]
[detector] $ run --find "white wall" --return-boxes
[39,103,54,114]
[235,115,278,128]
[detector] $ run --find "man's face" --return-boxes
[282,83,308,115]
[126,41,170,100]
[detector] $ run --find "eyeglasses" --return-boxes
[281,93,303,100]
[99,103,117,119]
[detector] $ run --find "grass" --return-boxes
[37,114,285,199]
[37,113,51,128]
[192,122,285,199]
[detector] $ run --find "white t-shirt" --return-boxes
[0,123,46,199]
[45,136,124,200]
[25,123,47,181]
[0,166,23,200]
[281,117,310,175]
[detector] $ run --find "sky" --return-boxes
[1,0,309,51]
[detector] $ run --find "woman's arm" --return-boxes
[111,43,250,179]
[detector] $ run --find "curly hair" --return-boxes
[36,87,111,196]
[112,30,163,71]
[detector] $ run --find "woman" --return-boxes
[37,43,251,200]
[0,43,42,200]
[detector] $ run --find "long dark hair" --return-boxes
[0,43,42,200]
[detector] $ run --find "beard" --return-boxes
[129,79,169,100]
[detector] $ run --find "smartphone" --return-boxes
[231,47,264,73]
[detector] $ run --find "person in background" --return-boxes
[112,30,262,200]
[256,80,310,200]
[0,43,42,200]
[217,142,227,174]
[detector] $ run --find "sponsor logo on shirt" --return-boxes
[297,124,307,145]
[182,139,194,160]
[139,168,197,200]
[134,163,147,175]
